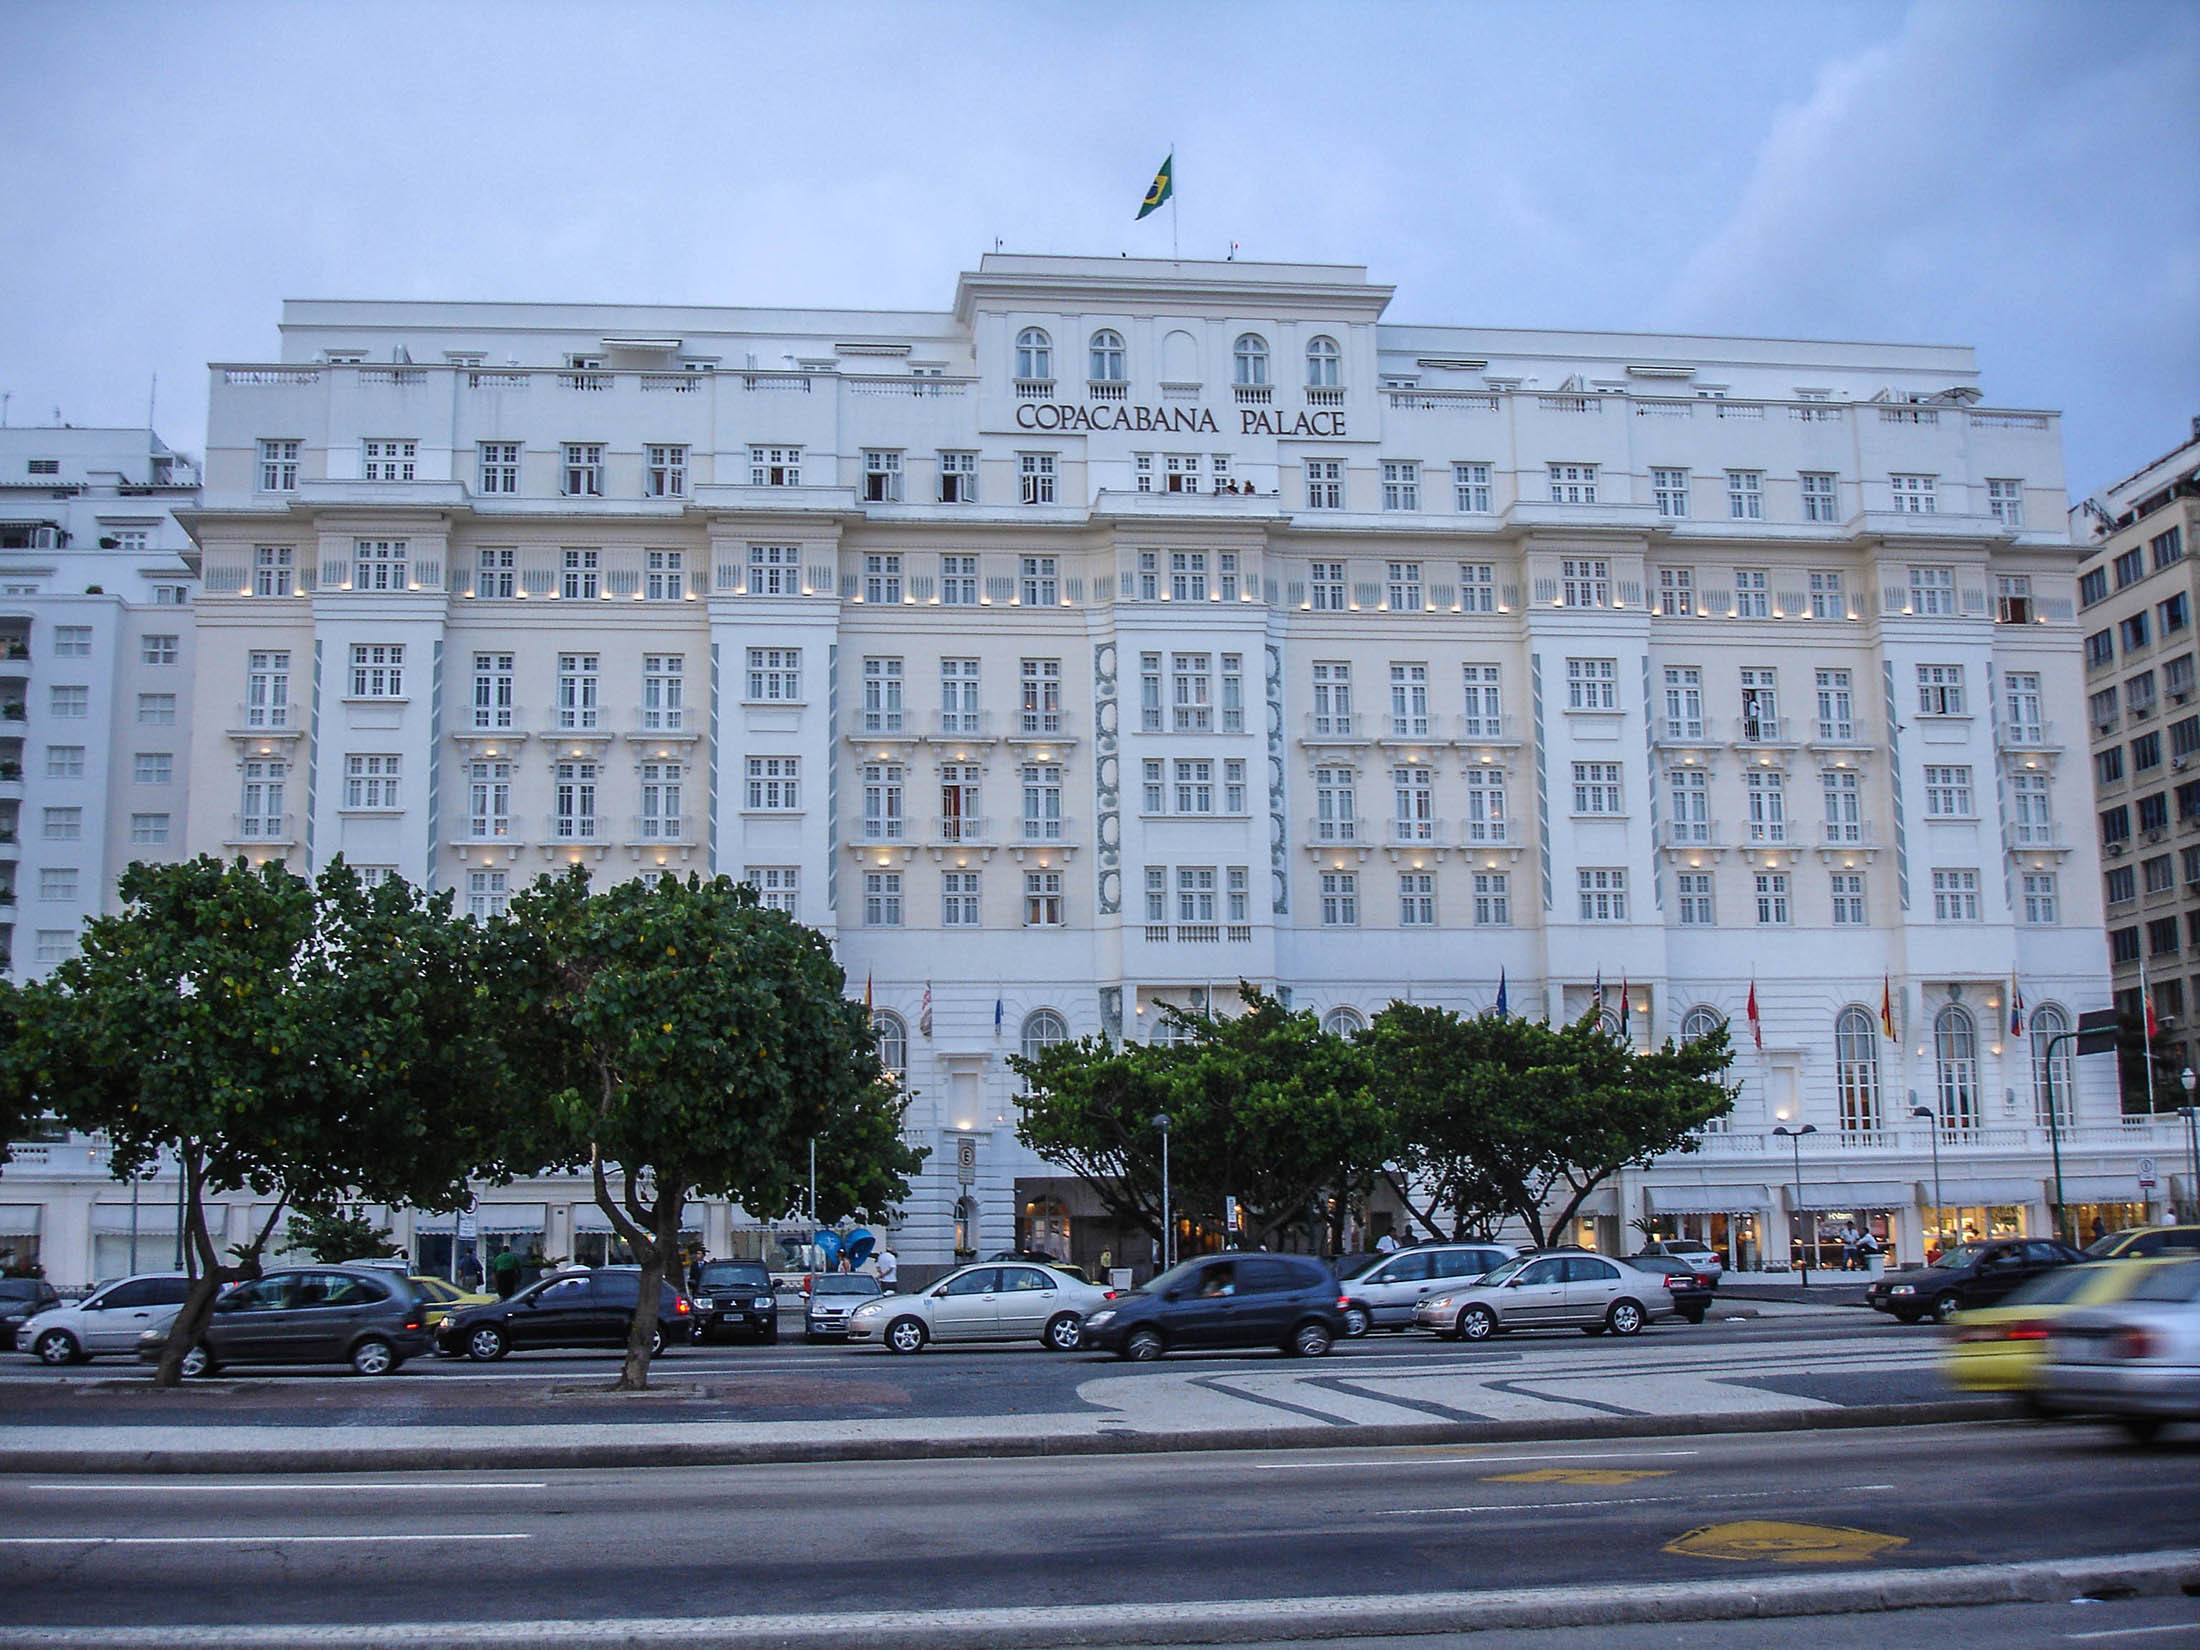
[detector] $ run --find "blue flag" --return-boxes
[1495,968,1508,1017]
[994,996,1004,1034]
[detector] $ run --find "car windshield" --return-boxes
[2084,1230,2140,1257]
[811,1276,879,1296]
[1337,1254,1390,1281]
[1936,1244,1991,1271]
[697,1263,770,1289]
[0,1280,45,1301]
[1476,1258,1530,1287]
[1998,1266,2099,1307]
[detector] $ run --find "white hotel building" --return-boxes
[10,253,2182,1287]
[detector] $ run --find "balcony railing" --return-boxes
[1307,814,1367,846]
[1656,716,1720,745]
[1302,712,1366,741]
[1018,815,1074,844]
[552,818,603,842]
[1386,821,1449,849]
[1012,710,1071,739]
[1456,714,1519,744]
[458,815,522,843]
[1460,820,1513,847]
[932,709,993,739]
[934,815,992,844]
[633,815,694,844]
[1735,715,1790,745]
[228,813,297,844]
[1657,820,1721,850]
[1305,387,1344,408]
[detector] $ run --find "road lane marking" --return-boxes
[1256,1448,1704,1470]
[0,1533,531,1545]
[24,1481,550,1492]
[1483,1468,1673,1485]
[1665,1519,1910,1564]
[2066,1627,2200,1642]
[1383,1483,1895,1516]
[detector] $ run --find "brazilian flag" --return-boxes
[1136,153,1174,220]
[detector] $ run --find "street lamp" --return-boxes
[1910,1104,1943,1260]
[1153,1112,1172,1272]
[1773,1124,1819,1286]
[2180,1068,2199,1225]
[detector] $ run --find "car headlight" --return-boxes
[1424,1296,1453,1312]
[851,1302,883,1317]
[1084,1310,1115,1328]
[754,1296,774,1310]
[1889,1284,1914,1296]
[692,1295,714,1310]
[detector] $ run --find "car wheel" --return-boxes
[1122,1326,1165,1362]
[1582,1324,1606,1336]
[2121,1415,2164,1446]
[1458,1305,1496,1342]
[466,1325,508,1362]
[1931,1292,1963,1324]
[1290,1320,1334,1358]
[648,1328,667,1358]
[1607,1300,1646,1337]
[1680,1306,1708,1325]
[34,1329,82,1366]
[179,1344,217,1379]
[1892,1310,1921,1325]
[350,1337,396,1377]
[885,1316,927,1355]
[1341,1304,1371,1338]
[760,1327,778,1346]
[1043,1313,1084,1353]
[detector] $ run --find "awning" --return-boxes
[91,1205,179,1235]
[1645,1184,1772,1215]
[0,1205,39,1236]
[1920,1179,2041,1205]
[1787,1182,1913,1212]
[476,1204,548,1233]
[2054,1176,2157,1202]
[1572,1187,1618,1218]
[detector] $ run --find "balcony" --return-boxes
[1141,923,1254,945]
[1806,722,1876,754]
[1733,715,1797,749]
[1997,721,2060,756]
[927,709,996,745]
[1304,816,1371,859]
[627,710,696,746]
[225,813,297,848]
[629,816,698,855]
[851,711,919,746]
[1234,385,1272,407]
[1007,711,1076,746]
[228,702,307,743]
[1454,715,1522,748]
[1300,712,1368,746]
[1305,387,1344,409]
[452,817,526,858]
[1384,821,1450,854]
[1653,716,1722,750]
[1813,824,1880,861]
[1010,816,1077,862]
[1656,820,1726,855]
[1378,720,1441,748]
[928,815,995,856]
[2007,823,2070,858]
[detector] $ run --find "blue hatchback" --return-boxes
[1079,1253,1347,1360]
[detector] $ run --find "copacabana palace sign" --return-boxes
[1014,400,1348,437]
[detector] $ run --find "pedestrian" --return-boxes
[489,1245,520,1300]
[876,1245,899,1292]
[458,1253,483,1292]
[1375,1231,1400,1254]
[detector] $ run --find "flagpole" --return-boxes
[1169,138,1179,262]
[2143,955,2159,1112]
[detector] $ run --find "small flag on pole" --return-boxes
[1592,970,1604,1016]
[1618,976,1631,1040]
[1746,978,1764,1050]
[994,995,1005,1036]
[2008,976,2025,1039]
[1880,975,1898,1042]
[863,972,873,1017]
[1495,967,1508,1018]
[1136,153,1174,220]
[919,981,933,1040]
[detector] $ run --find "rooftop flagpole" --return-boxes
[1171,139,1180,262]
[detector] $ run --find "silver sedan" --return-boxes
[844,1261,1116,1354]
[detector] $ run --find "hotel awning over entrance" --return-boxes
[1788,1182,1911,1211]
[1645,1184,1772,1215]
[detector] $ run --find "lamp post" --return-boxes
[2041,1029,2076,1243]
[1911,1105,1943,1261]
[2180,1068,2199,1224]
[1773,1124,1819,1286]
[1153,1112,1172,1272]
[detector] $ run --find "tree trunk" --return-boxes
[615,1189,684,1392]
[153,1152,219,1388]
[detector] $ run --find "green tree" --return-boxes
[284,1203,402,1265]
[0,983,30,1171]
[4,857,517,1385]
[502,870,922,1390]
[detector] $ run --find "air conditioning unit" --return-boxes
[2147,828,2167,843]
[2176,756,2190,771]
[2175,691,2192,704]
[2096,719,2118,733]
[2107,841,2127,856]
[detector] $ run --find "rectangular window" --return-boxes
[1652,468,1690,518]
[1461,664,1503,738]
[1831,872,1867,926]
[1314,766,1357,842]
[1726,470,1764,520]
[1754,872,1791,925]
[1453,462,1492,513]
[342,753,401,810]
[464,871,509,923]
[2087,630,2115,669]
[2163,592,2191,636]
[2123,613,2155,655]
[352,538,408,591]
[1224,757,1247,813]
[1986,478,2024,527]
[861,657,904,734]
[2133,731,2162,772]
[349,643,405,699]
[1815,669,1855,741]
[238,757,285,839]
[362,438,417,482]
[644,444,688,497]
[47,685,87,719]
[2081,567,2110,607]
[1473,871,1511,926]
[1220,653,1244,733]
[1144,866,1167,924]
[475,547,515,599]
[643,548,685,602]
[940,658,981,735]
[1310,661,1352,736]
[749,445,802,487]
[1572,761,1624,816]
[1736,664,1782,738]
[938,450,977,504]
[553,760,599,839]
[253,545,296,596]
[560,443,604,497]
[1020,555,1059,606]
[1745,770,1786,842]
[737,867,796,916]
[1017,452,1056,505]
[52,625,91,656]
[1387,561,1423,610]
[1174,866,1216,923]
[555,652,599,728]
[132,751,172,784]
[1398,871,1435,926]
[1320,870,1359,927]
[2116,547,2146,588]
[1891,474,1937,514]
[38,867,78,901]
[1566,657,1617,711]
[136,693,175,724]
[1801,472,1838,523]
[863,553,903,605]
[1577,867,1628,921]
[2098,747,2127,785]
[1676,872,1714,926]
[1822,769,1863,843]
[477,441,521,495]
[1923,765,1975,817]
[1733,567,1769,618]
[1932,868,1981,922]
[1020,764,1064,840]
[2108,865,2137,903]
[1562,558,1609,608]
[1227,865,1250,924]
[1916,664,1966,716]
[1218,551,1240,602]
[939,763,982,841]
[1548,462,1597,504]
[1393,765,1434,839]
[1019,658,1062,734]
[1381,460,1420,511]
[1389,662,1429,737]
[744,756,799,811]
[1908,566,1955,617]
[34,930,79,964]
[1464,768,1508,844]
[467,653,514,731]
[939,553,978,606]
[642,654,683,731]
[2022,872,2058,925]
[1136,550,1159,602]
[861,762,906,841]
[2153,526,2185,570]
[2172,656,2198,702]
[1161,453,1200,494]
[258,438,300,492]
[42,806,83,840]
[560,547,600,600]
[465,760,513,839]
[746,544,801,596]
[1165,550,1206,604]
[1310,561,1346,610]
[1458,561,1495,613]
[746,647,801,703]
[1995,574,2034,625]
[941,870,981,927]
[863,872,903,928]
[45,745,83,778]
[1171,758,1214,815]
[1668,767,1710,843]
[1657,566,1694,617]
[1305,459,1342,509]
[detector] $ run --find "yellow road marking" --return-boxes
[1665,1520,1909,1564]
[1482,1468,1674,1486]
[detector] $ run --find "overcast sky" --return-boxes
[2,0,2192,497]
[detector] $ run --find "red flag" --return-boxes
[2146,986,2160,1041]
[1746,979,1764,1050]
[1879,975,1897,1042]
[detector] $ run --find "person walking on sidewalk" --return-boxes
[876,1246,899,1292]
[490,1246,521,1300]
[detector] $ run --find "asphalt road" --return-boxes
[1,1424,2195,1641]
[0,1314,1946,1429]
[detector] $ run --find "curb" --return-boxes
[0,1397,2004,1476]
[4,1548,2195,1647]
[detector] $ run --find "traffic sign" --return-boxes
[2139,1155,2158,1189]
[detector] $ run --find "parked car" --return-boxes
[1942,1258,2187,1400]
[1635,1239,1725,1282]
[436,1267,692,1360]
[1078,1253,1348,1362]
[1623,1254,1715,1323]
[1414,1251,1672,1340]
[139,1266,431,1377]
[1339,1243,1511,1336]
[1,1277,64,1350]
[1864,1237,2086,1324]
[17,1272,188,1365]
[406,1275,495,1327]
[691,1259,780,1344]
[847,1260,1117,1354]
[804,1274,882,1340]
[2036,1257,2200,1443]
[2085,1225,2200,1260]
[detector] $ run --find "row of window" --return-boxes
[2089,654,2197,736]
[2103,846,2200,906]
[28,808,174,845]
[2097,777,2200,845]
[43,628,182,663]
[1015,328,1341,390]
[2109,910,2200,966]
[2084,588,2192,670]
[2080,525,2185,607]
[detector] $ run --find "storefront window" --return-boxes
[1796,1208,1896,1271]
[1922,1202,2027,1260]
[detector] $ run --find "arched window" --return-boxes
[1233,333,1269,387]
[1595,1008,1623,1041]
[1321,1005,1367,1037]
[1015,328,1052,382]
[1835,1006,1882,1134]
[1305,335,1341,388]
[871,1011,908,1081]
[1151,1014,1196,1047]
[2031,1003,2073,1126]
[1088,330,1125,384]
[1020,1008,1068,1062]
[1681,1006,1725,1045]
[1934,1004,1978,1131]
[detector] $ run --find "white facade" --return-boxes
[6,254,2182,1288]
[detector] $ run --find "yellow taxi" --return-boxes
[1943,1257,2186,1395]
[2083,1225,2200,1260]
[410,1275,496,1328]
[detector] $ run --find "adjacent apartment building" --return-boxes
[5,254,2182,1286]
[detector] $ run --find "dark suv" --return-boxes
[1864,1237,2085,1323]
[437,1267,692,1359]
[691,1260,780,1344]
[140,1266,431,1376]
[1078,1253,1347,1360]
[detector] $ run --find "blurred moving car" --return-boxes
[1078,1253,1348,1361]
[1942,1258,2186,1399]
[847,1260,1116,1354]
[1338,1244,1510,1336]
[1635,1239,1725,1282]
[2085,1226,2200,1260]
[691,1259,781,1344]
[2037,1258,2200,1443]
[408,1275,495,1328]
[1623,1254,1715,1323]
[1414,1252,1672,1341]
[804,1274,882,1340]
[139,1266,430,1377]
[17,1272,188,1365]
[437,1267,691,1360]
[1864,1237,2085,1324]
[1,1277,65,1351]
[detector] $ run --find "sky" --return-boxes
[1,0,2193,499]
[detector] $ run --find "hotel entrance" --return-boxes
[1643,1186,1770,1272]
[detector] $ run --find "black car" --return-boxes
[138,1266,431,1376]
[437,1267,693,1360]
[0,1277,62,1346]
[691,1259,780,1344]
[1077,1253,1348,1361]
[1623,1254,1714,1323]
[1864,1237,2085,1324]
